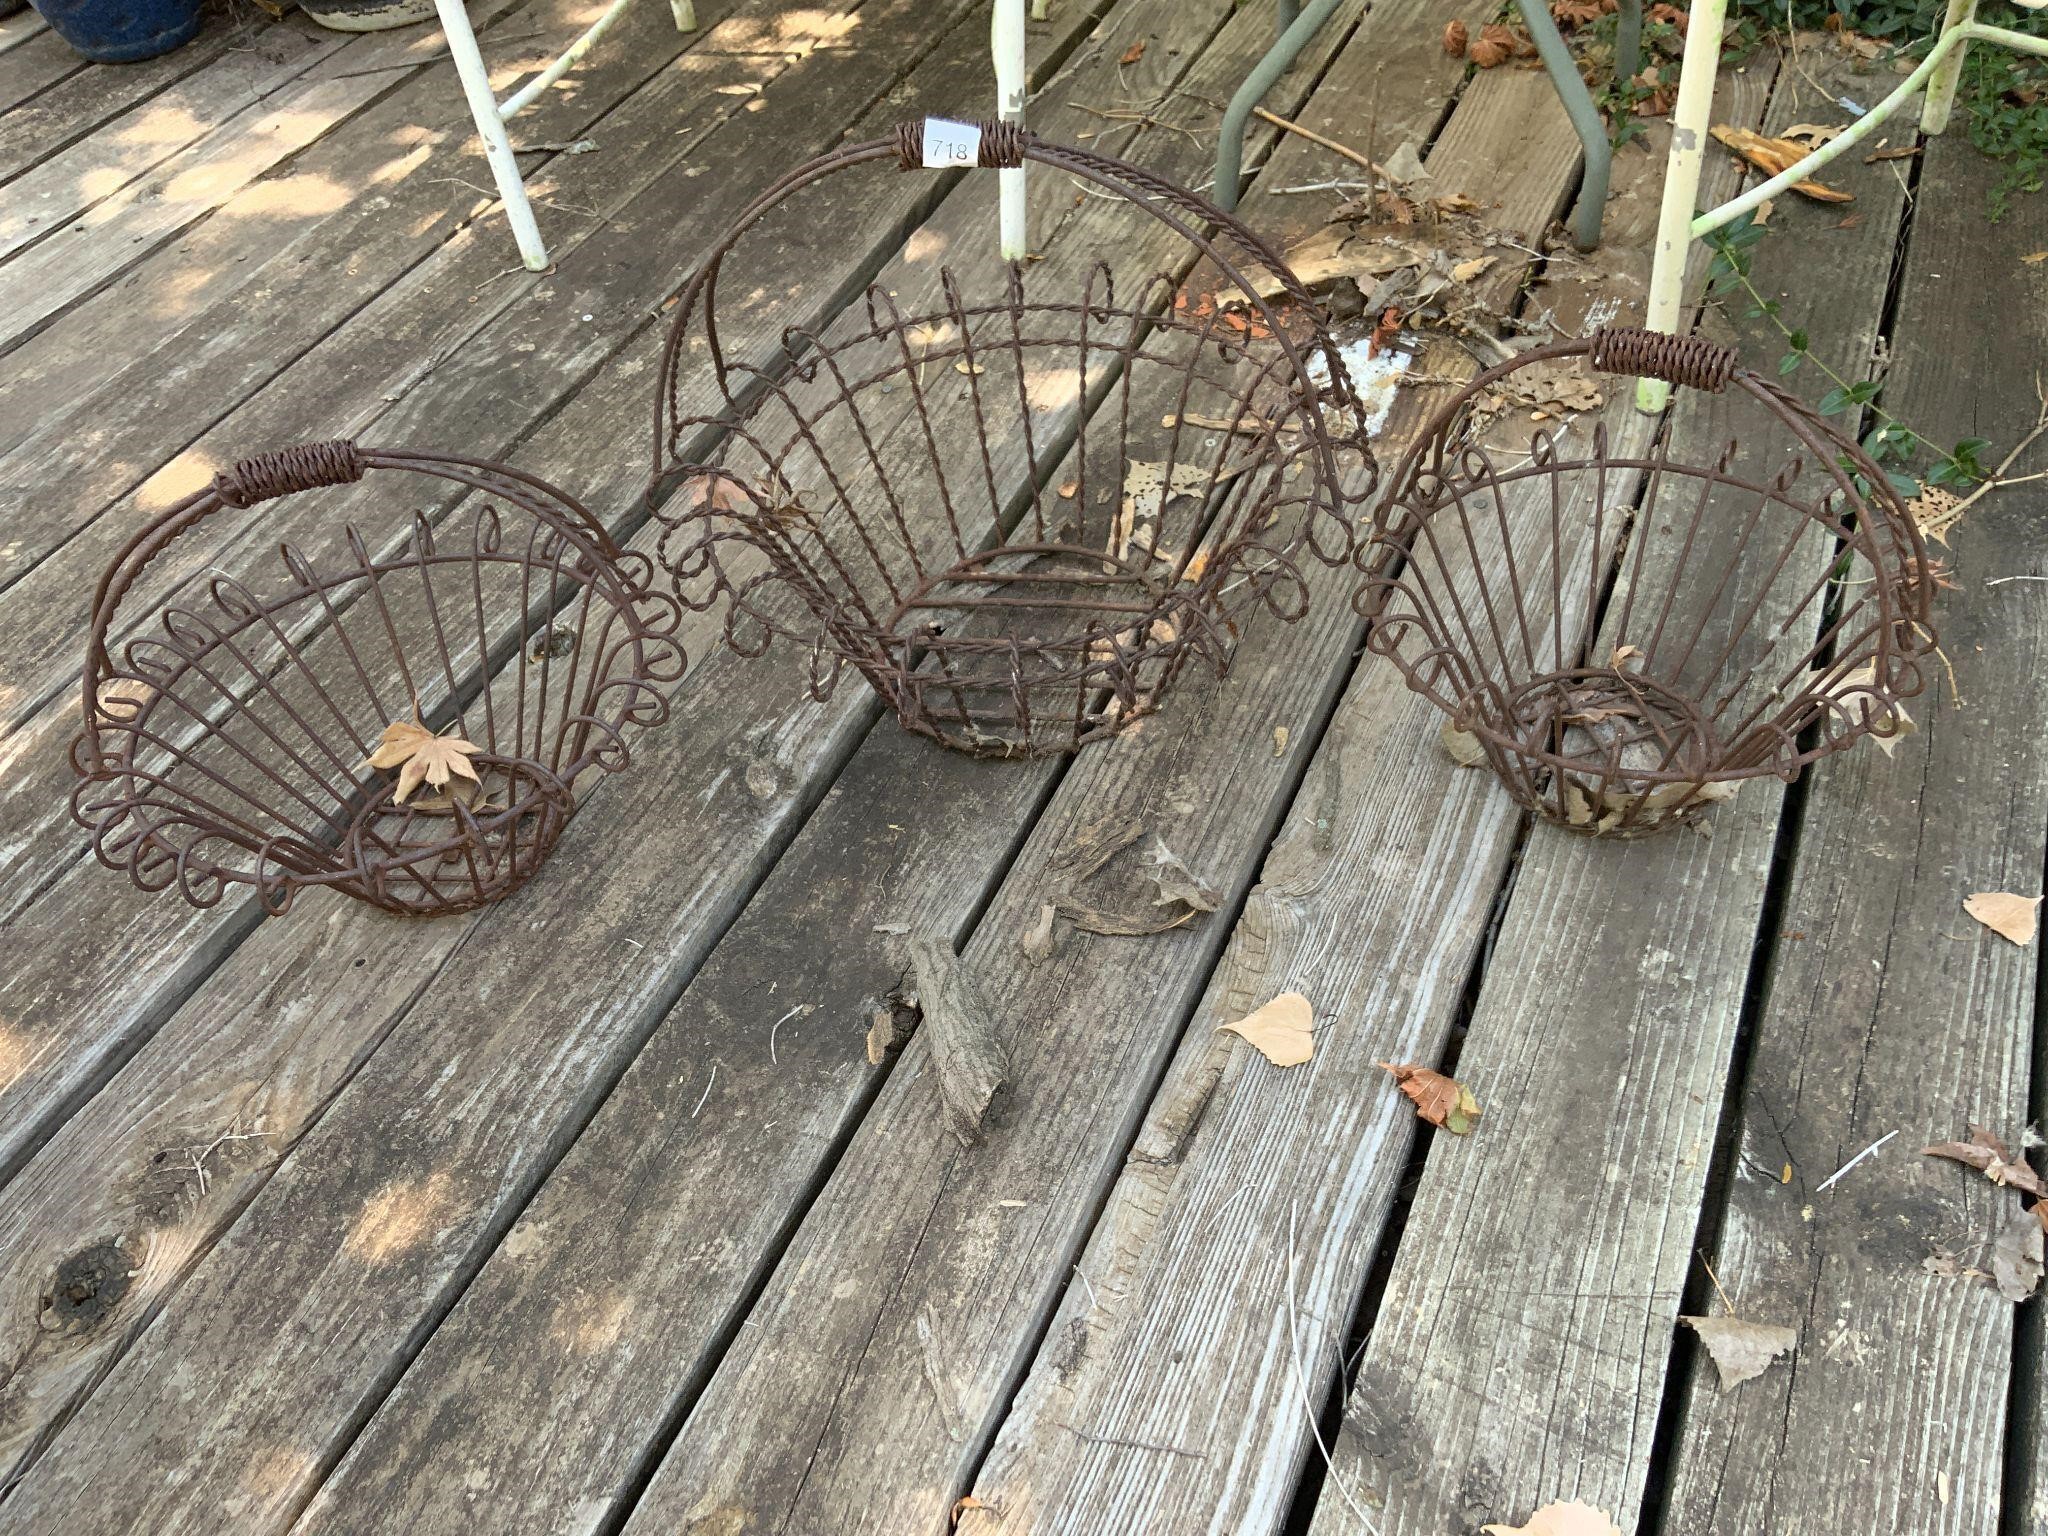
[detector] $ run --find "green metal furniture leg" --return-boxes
[1518,0,1613,250]
[1214,0,1347,211]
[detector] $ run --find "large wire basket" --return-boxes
[1357,327,1937,836]
[648,119,1374,757]
[72,442,686,915]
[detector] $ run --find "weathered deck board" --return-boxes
[0,17,339,263]
[1304,57,1919,1536]
[949,61,1780,1535]
[0,17,268,185]
[0,0,1135,1490]
[1660,134,2048,1536]
[0,0,693,470]
[0,1,1324,1524]
[0,0,1034,1176]
[0,25,75,114]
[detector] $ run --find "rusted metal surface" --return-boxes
[649,120,1374,757]
[1357,326,1937,836]
[72,442,686,916]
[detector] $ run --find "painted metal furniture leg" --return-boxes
[1614,0,1643,85]
[1921,0,1981,132]
[993,0,1028,259]
[1519,0,1611,250]
[436,0,549,270]
[1213,0,1346,211]
[1638,0,1726,412]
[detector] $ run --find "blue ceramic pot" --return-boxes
[33,0,200,63]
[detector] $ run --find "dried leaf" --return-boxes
[952,1494,996,1529]
[1443,19,1468,56]
[1908,484,1963,544]
[1964,891,2042,947]
[1380,1062,1481,1134]
[1709,125,1855,203]
[2024,251,2048,265]
[1482,1501,1623,1536]
[1780,121,1845,147]
[1148,836,1220,912]
[363,718,482,805]
[1991,1210,2044,1302]
[1441,718,1487,767]
[1468,21,1514,67]
[1219,993,1315,1067]
[1451,254,1496,283]
[679,472,753,516]
[1680,1315,1797,1390]
[1118,37,1147,65]
[1273,725,1290,757]
[1923,1125,2048,1198]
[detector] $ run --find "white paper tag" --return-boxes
[921,117,982,169]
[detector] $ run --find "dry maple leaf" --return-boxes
[1468,23,1514,67]
[1923,1125,2048,1198]
[1443,18,1469,55]
[1709,126,1854,203]
[1380,1062,1481,1134]
[1964,891,2042,946]
[1681,1315,1797,1390]
[1219,993,1314,1067]
[363,717,483,805]
[1551,0,1603,24]
[1483,1501,1623,1536]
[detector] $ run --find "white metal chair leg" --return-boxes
[436,0,549,269]
[669,0,695,28]
[1921,0,1980,133]
[1638,0,1728,412]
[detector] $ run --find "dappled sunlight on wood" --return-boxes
[136,455,220,515]
[0,1021,27,1096]
[233,175,352,221]
[549,1292,633,1354]
[222,1443,319,1521]
[114,105,205,150]
[344,1171,454,1265]
[903,227,947,265]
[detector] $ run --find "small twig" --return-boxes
[1815,1128,1898,1193]
[691,1064,718,1118]
[1058,1423,1205,1460]
[1285,1203,1380,1531]
[1070,1264,1101,1315]
[1987,575,2048,586]
[1930,381,2048,527]
[1697,1249,1736,1314]
[1251,106,1394,183]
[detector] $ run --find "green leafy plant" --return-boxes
[1705,215,1994,494]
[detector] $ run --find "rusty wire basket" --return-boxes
[1357,327,1937,836]
[647,119,1374,757]
[72,442,686,916]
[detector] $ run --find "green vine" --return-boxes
[1705,215,1996,494]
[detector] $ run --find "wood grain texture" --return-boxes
[1661,134,2048,1536]
[1305,57,1913,1536]
[0,16,265,185]
[951,54,1771,1535]
[0,0,695,475]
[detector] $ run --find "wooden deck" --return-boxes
[1,2,2044,1532]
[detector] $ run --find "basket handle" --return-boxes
[83,441,627,734]
[1586,327,1739,391]
[651,121,1365,492]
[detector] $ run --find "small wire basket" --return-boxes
[1357,327,1937,835]
[648,120,1373,757]
[72,442,686,915]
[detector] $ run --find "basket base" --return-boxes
[862,544,1227,757]
[340,756,575,914]
[1478,667,1738,836]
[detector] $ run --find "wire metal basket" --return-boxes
[648,119,1374,757]
[1357,327,1937,836]
[72,442,686,915]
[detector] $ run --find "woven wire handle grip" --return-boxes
[1587,327,1739,391]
